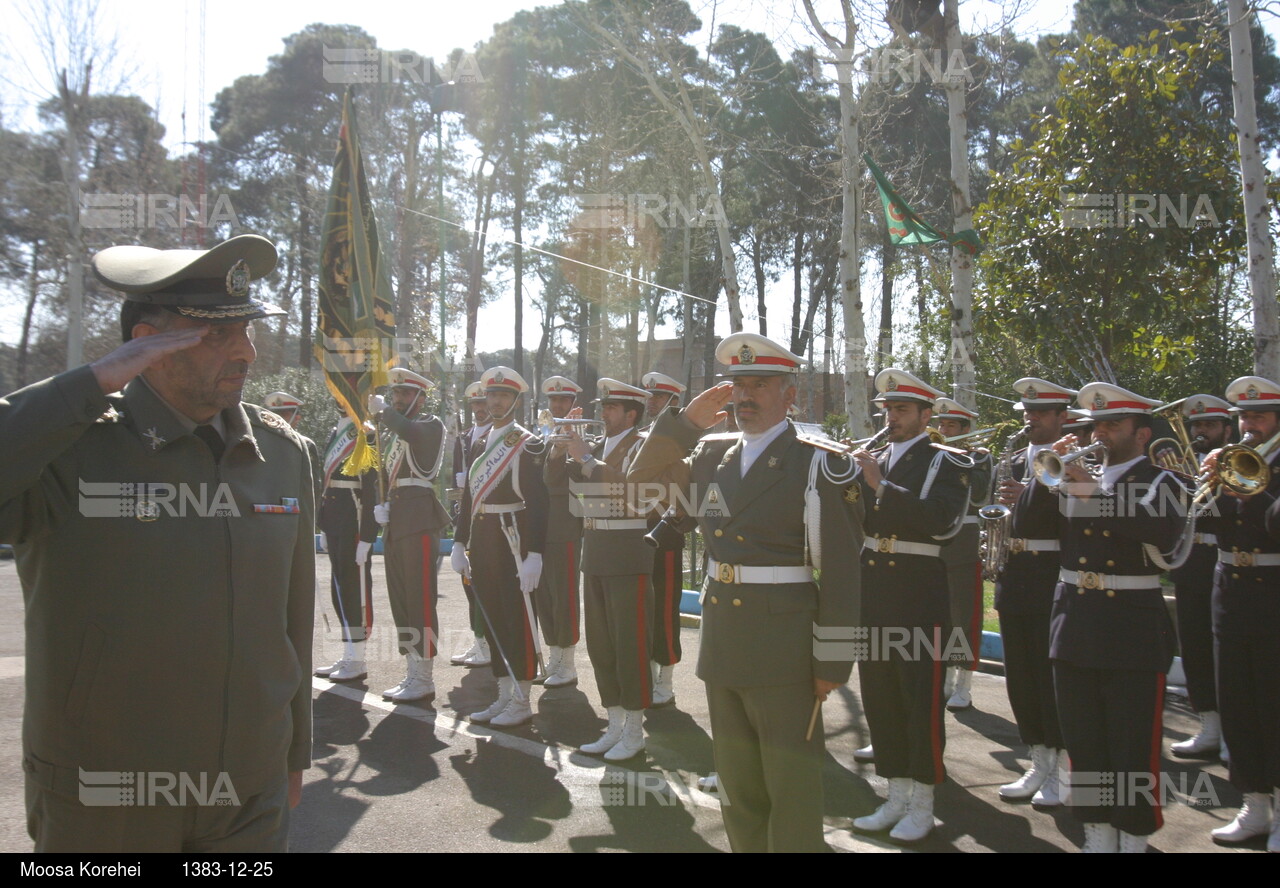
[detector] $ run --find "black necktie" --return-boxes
[194,424,225,462]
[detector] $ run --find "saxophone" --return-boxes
[979,425,1029,581]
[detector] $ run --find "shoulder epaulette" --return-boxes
[248,404,305,448]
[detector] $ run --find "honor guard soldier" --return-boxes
[367,368,450,703]
[992,379,1076,808]
[450,381,493,667]
[265,391,321,505]
[1168,395,1233,761]
[1207,376,1280,851]
[851,369,972,842]
[643,370,690,706]
[5,234,313,851]
[315,410,379,682]
[535,375,585,689]
[932,397,993,711]
[549,379,653,760]
[629,332,863,853]
[1049,383,1184,853]
[451,367,548,727]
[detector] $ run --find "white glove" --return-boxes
[451,542,471,578]
[318,532,328,552]
[455,471,466,488]
[519,552,543,595]
[355,540,372,565]
[374,502,390,525]
[367,393,387,417]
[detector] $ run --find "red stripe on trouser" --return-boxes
[663,550,677,662]
[931,626,945,783]
[568,542,579,645]
[637,576,651,706]
[1149,673,1166,829]
[421,534,436,657]
[967,562,983,668]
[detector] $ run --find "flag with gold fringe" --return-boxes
[315,88,397,476]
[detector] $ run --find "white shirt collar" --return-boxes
[739,419,789,477]
[888,432,928,472]
[601,425,636,461]
[1100,454,1144,492]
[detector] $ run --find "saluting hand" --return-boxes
[90,326,210,394]
[684,382,733,430]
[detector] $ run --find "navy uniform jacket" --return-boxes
[1049,457,1183,672]
[860,438,972,630]
[379,408,450,543]
[628,411,863,688]
[1213,449,1280,637]
[997,449,1067,615]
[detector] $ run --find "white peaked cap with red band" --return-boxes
[482,366,529,395]
[873,368,945,406]
[1225,376,1280,412]
[542,375,582,395]
[933,397,977,421]
[1077,382,1160,419]
[1063,408,1092,430]
[595,378,649,405]
[1181,394,1233,420]
[388,368,433,392]
[1013,377,1077,410]
[464,381,485,401]
[715,332,804,376]
[642,371,686,397]
[263,391,303,410]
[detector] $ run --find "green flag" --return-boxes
[864,153,981,255]
[314,89,398,475]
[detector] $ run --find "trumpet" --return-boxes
[547,418,606,444]
[795,424,890,456]
[1199,429,1280,498]
[1033,442,1107,488]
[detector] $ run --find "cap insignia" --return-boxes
[494,371,505,384]
[1025,385,1038,399]
[225,259,251,298]
[738,345,755,365]
[886,376,898,391]
[1093,393,1107,410]
[1247,385,1259,400]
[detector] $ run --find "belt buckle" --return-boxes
[584,518,594,531]
[876,537,894,554]
[717,562,736,584]
[1234,551,1254,568]
[1079,571,1103,591]
[1009,538,1026,554]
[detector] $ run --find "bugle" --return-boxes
[1033,442,1107,488]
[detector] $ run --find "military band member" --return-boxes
[1207,376,1280,852]
[932,397,993,711]
[367,368,450,704]
[451,367,548,728]
[5,234,312,851]
[852,369,971,843]
[315,412,379,682]
[1168,395,1233,761]
[1050,383,1183,853]
[549,379,653,760]
[643,370,689,706]
[535,375,585,689]
[450,381,492,667]
[629,333,863,853]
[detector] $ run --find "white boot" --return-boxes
[1170,711,1222,758]
[697,773,719,791]
[946,668,973,711]
[1031,748,1063,807]
[1212,792,1273,844]
[490,681,533,727]
[388,653,435,703]
[999,744,1052,801]
[853,777,911,831]
[451,635,481,665]
[1118,830,1148,853]
[651,662,676,707]
[1269,789,1280,853]
[314,656,344,677]
[463,637,491,667]
[329,640,367,682]
[535,646,562,685]
[604,710,646,761]
[890,782,936,842]
[470,675,515,723]
[579,706,626,755]
[382,655,417,699]
[943,666,957,699]
[853,744,876,763]
[544,644,579,689]
[1081,822,1119,853]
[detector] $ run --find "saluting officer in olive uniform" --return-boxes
[1208,376,1280,851]
[629,332,863,853]
[450,381,493,668]
[1049,383,1183,853]
[4,235,313,852]
[367,368,450,704]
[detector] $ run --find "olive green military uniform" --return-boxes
[1,367,314,852]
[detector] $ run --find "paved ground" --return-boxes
[0,551,1267,853]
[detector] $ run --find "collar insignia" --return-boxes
[144,427,166,451]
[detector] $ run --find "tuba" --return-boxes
[979,425,1029,580]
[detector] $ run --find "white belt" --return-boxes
[963,515,979,525]
[1217,550,1280,568]
[1193,533,1218,546]
[394,478,434,489]
[475,502,525,515]
[327,480,360,489]
[863,537,942,557]
[1059,569,1162,591]
[707,558,813,585]
[583,518,647,531]
[1008,538,1061,553]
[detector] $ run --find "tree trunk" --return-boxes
[878,225,895,375]
[296,158,314,370]
[790,220,804,354]
[18,239,40,387]
[1227,0,1280,378]
[944,0,976,408]
[58,68,88,371]
[680,224,695,388]
[753,235,767,335]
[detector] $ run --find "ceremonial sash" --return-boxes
[382,430,406,481]
[323,420,359,488]
[469,424,532,507]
